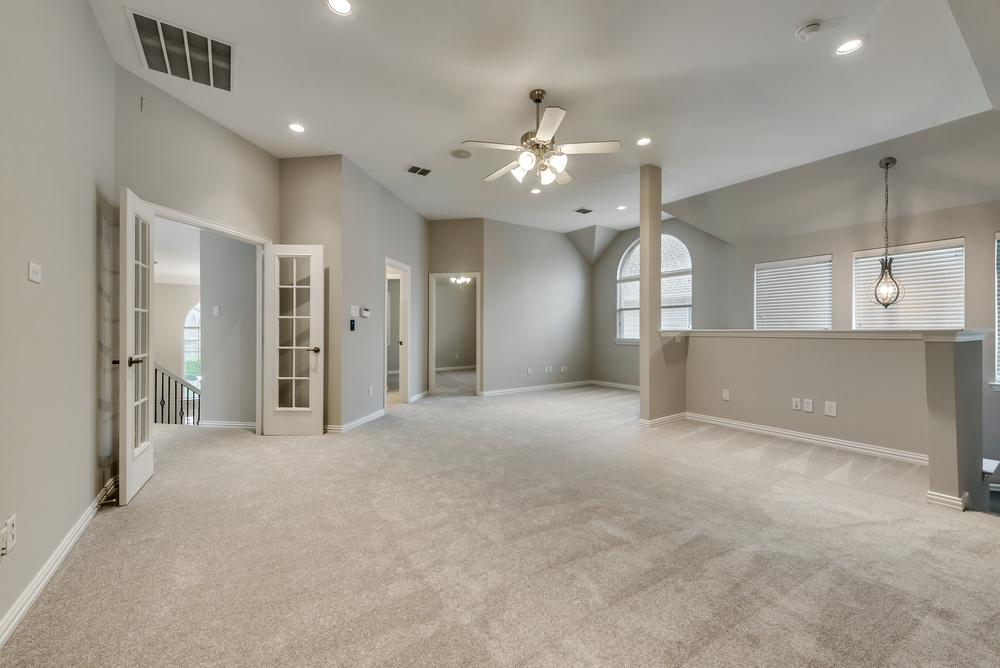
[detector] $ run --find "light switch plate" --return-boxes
[5,515,14,552]
[212,305,220,316]
[722,389,729,401]
[803,399,813,413]
[825,401,837,417]
[527,368,531,376]
[0,525,6,561]
[351,305,360,317]
[28,262,41,284]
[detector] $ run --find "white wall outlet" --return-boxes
[803,399,813,413]
[368,386,373,397]
[527,368,531,376]
[0,525,6,561]
[212,305,220,316]
[456,354,459,360]
[792,398,801,411]
[351,305,360,317]
[825,401,837,417]
[722,389,729,401]
[5,515,14,552]
[561,366,567,373]
[28,262,42,284]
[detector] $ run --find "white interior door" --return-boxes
[119,187,155,505]
[262,245,325,435]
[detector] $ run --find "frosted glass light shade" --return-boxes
[518,151,536,171]
[510,166,527,183]
[548,153,567,173]
[540,168,556,185]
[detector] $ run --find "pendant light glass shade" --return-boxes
[510,166,527,183]
[518,150,536,172]
[548,153,568,173]
[867,157,904,308]
[539,167,556,185]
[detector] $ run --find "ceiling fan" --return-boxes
[463,89,621,187]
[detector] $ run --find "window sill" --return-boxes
[991,382,1000,393]
[614,339,639,346]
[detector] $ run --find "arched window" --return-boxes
[184,303,201,388]
[617,235,692,339]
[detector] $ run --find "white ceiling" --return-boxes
[90,0,991,234]
[153,217,200,284]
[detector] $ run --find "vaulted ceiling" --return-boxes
[89,0,994,236]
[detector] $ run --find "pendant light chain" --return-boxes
[868,157,903,308]
[883,163,890,259]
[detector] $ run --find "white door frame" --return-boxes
[385,257,411,407]
[147,202,271,435]
[428,272,482,397]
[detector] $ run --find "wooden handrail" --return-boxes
[154,364,201,395]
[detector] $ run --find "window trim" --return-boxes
[852,236,965,331]
[995,232,1000,389]
[616,235,693,340]
[753,254,833,331]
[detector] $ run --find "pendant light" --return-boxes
[867,157,904,308]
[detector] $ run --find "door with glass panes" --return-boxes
[262,245,325,435]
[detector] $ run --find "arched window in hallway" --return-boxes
[616,235,692,339]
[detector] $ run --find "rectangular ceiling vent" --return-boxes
[127,9,234,92]
[574,207,593,214]
[406,165,432,176]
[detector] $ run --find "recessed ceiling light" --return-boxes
[617,205,627,210]
[637,138,652,146]
[287,123,305,133]
[530,189,541,194]
[835,37,865,55]
[327,0,352,16]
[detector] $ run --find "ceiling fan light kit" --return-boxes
[463,89,621,189]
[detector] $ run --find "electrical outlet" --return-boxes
[0,525,6,561]
[792,398,801,411]
[28,262,42,284]
[561,366,567,372]
[5,515,14,553]
[368,386,373,397]
[527,368,531,376]
[722,389,729,401]
[825,401,837,417]
[212,305,220,316]
[456,354,459,360]
[803,399,813,413]
[351,305,360,317]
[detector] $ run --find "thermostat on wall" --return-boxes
[361,308,370,318]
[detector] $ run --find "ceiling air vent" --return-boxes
[406,165,432,176]
[127,10,234,92]
[574,207,593,214]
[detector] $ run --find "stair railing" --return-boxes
[154,364,201,425]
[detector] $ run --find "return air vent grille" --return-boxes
[406,165,432,176]
[574,207,593,214]
[128,10,234,92]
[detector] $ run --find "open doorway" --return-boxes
[384,258,411,409]
[428,272,482,397]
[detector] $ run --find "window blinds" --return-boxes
[853,239,964,329]
[754,255,832,330]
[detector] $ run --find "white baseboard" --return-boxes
[482,381,592,397]
[410,391,428,402]
[325,408,385,434]
[199,421,256,430]
[590,380,640,392]
[926,490,967,511]
[684,413,929,466]
[0,495,99,650]
[638,413,687,428]
[435,365,476,372]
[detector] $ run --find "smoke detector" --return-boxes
[796,21,822,40]
[450,149,472,159]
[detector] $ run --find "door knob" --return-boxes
[310,347,320,353]
[127,356,143,367]
[398,341,403,346]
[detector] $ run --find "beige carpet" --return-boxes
[434,368,477,397]
[2,386,1000,667]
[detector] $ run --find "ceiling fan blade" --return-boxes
[555,169,572,185]
[535,106,567,143]
[484,160,519,182]
[462,141,522,152]
[558,141,622,155]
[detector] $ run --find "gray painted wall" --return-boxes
[387,279,399,373]
[114,67,280,243]
[429,219,484,273]
[435,278,477,369]
[341,157,429,422]
[483,219,592,391]
[199,231,257,425]
[0,0,115,632]
[153,283,200,379]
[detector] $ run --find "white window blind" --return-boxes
[754,255,832,330]
[853,238,964,329]
[617,235,692,339]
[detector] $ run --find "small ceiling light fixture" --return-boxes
[287,123,305,133]
[868,157,904,308]
[637,138,652,146]
[530,189,541,194]
[450,149,472,159]
[327,0,352,15]
[617,205,627,210]
[836,36,866,55]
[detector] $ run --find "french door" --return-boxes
[262,245,325,435]
[119,188,155,504]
